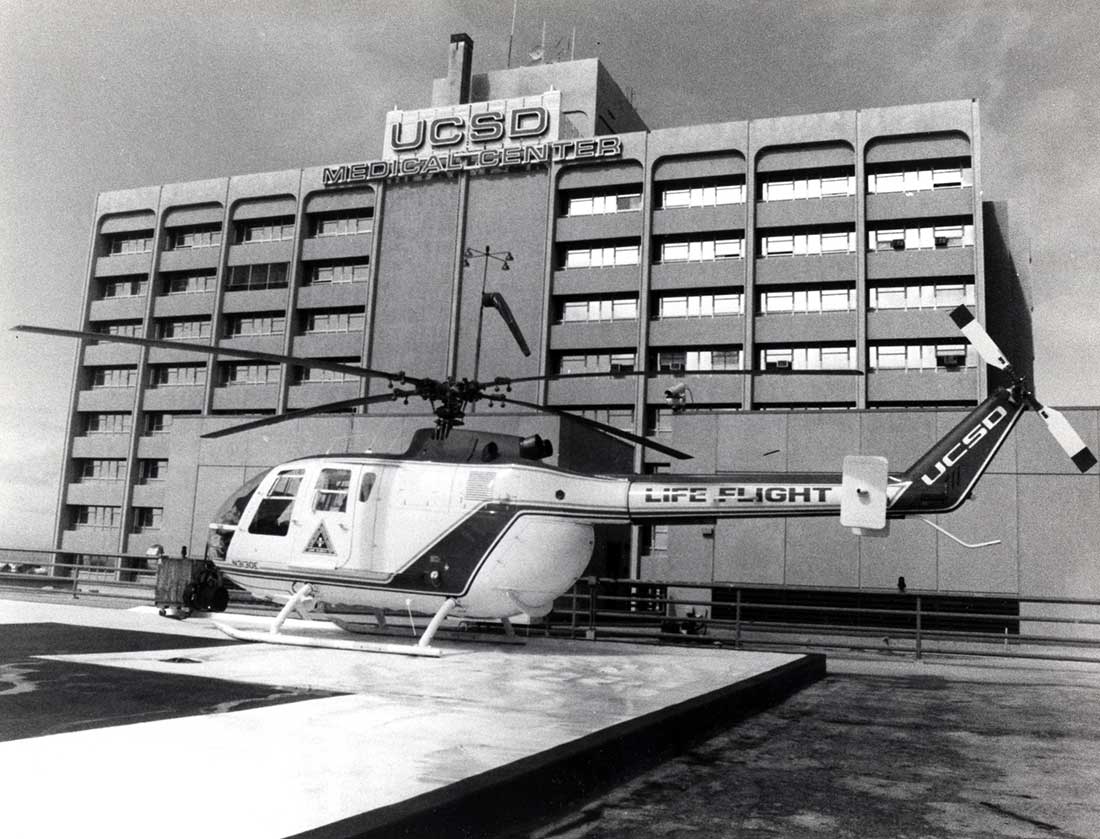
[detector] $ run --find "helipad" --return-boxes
[0,598,822,838]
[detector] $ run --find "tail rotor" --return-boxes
[950,306,1096,473]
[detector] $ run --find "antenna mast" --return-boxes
[506,0,517,68]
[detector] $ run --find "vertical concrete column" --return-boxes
[445,172,471,381]
[361,183,385,401]
[536,166,559,406]
[52,192,105,550]
[630,139,655,578]
[118,187,166,553]
[743,124,757,409]
[201,180,234,414]
[970,99,987,402]
[855,111,869,409]
[277,170,308,413]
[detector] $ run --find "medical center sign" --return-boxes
[323,91,622,187]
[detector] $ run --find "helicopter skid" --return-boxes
[213,620,444,657]
[330,617,527,645]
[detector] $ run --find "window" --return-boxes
[867,164,973,194]
[868,343,977,371]
[300,309,366,333]
[759,175,856,202]
[249,468,303,537]
[89,366,138,388]
[72,505,122,529]
[868,224,974,251]
[79,459,126,481]
[659,237,743,263]
[227,263,289,291]
[576,407,634,431]
[869,282,975,310]
[295,358,361,384]
[557,297,638,323]
[659,183,744,208]
[557,352,636,375]
[564,192,642,216]
[132,507,163,532]
[758,287,856,314]
[106,233,153,255]
[138,460,167,483]
[760,230,856,256]
[83,413,132,434]
[563,244,640,269]
[162,272,216,295]
[656,348,741,372]
[224,313,285,337]
[307,262,369,285]
[236,217,295,244]
[220,363,280,386]
[759,345,857,370]
[144,413,174,434]
[92,321,142,340]
[311,212,373,237]
[149,364,206,387]
[313,469,351,512]
[655,292,743,318]
[101,277,146,298]
[166,225,222,250]
[649,525,669,551]
[649,408,674,434]
[157,318,211,341]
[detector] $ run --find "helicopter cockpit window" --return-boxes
[248,468,305,537]
[359,473,376,502]
[314,469,351,512]
[206,470,267,559]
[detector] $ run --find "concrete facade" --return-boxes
[52,38,1096,600]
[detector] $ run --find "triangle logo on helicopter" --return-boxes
[304,521,336,555]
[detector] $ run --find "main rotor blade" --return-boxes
[482,292,531,357]
[1032,402,1098,472]
[12,324,427,386]
[948,306,1012,372]
[200,391,416,440]
[488,368,863,387]
[484,393,694,461]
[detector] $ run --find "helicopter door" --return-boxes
[290,466,362,570]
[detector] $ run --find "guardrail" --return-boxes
[0,547,265,608]
[549,577,1100,664]
[4,549,1099,663]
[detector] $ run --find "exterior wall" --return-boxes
[638,407,1100,599]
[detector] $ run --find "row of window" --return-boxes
[77,459,166,482]
[99,260,367,300]
[106,212,375,256]
[554,344,976,374]
[81,412,192,435]
[561,225,972,268]
[554,282,974,323]
[558,166,972,218]
[69,505,161,531]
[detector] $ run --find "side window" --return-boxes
[248,469,304,537]
[314,468,351,512]
[359,472,376,502]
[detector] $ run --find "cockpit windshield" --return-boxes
[205,470,268,560]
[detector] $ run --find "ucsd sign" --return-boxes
[389,106,550,154]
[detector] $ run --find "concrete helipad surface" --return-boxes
[0,598,821,839]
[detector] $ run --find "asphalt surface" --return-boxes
[520,658,1100,839]
[0,622,341,741]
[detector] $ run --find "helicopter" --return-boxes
[14,306,1095,656]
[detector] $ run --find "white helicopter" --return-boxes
[16,306,1095,656]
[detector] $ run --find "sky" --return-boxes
[1,0,1098,548]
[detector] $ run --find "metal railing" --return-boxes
[0,547,265,608]
[549,577,1100,664]
[4,548,1099,663]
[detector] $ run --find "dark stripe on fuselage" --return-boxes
[219,503,625,599]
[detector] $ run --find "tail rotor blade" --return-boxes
[949,306,1012,372]
[1034,403,1098,472]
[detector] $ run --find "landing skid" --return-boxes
[212,585,457,657]
[330,615,526,646]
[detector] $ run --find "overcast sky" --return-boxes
[1,0,1097,548]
